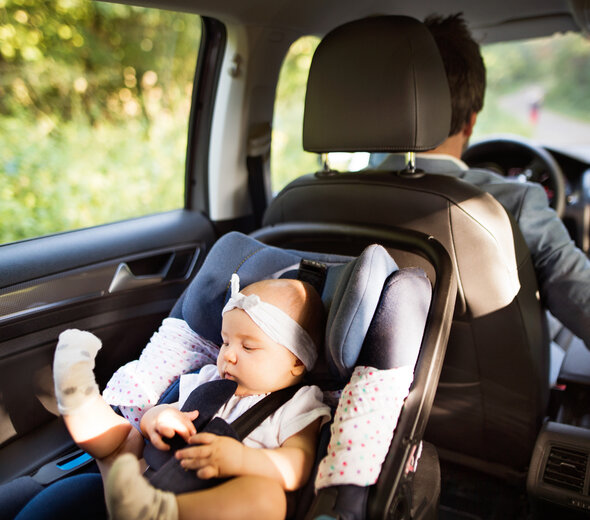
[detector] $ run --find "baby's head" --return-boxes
[219,274,325,396]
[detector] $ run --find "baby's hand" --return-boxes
[140,405,199,451]
[175,432,245,479]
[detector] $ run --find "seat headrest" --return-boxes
[303,15,451,154]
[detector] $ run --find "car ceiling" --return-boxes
[118,0,586,42]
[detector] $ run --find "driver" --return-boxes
[376,13,590,356]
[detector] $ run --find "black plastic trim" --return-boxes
[0,210,215,289]
[527,422,590,512]
[185,17,227,214]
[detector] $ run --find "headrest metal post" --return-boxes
[404,151,416,173]
[321,153,330,172]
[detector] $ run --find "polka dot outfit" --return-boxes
[102,318,218,427]
[315,365,414,490]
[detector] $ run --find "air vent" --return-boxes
[543,446,588,494]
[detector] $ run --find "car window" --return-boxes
[0,0,201,244]
[474,31,590,158]
[271,36,320,194]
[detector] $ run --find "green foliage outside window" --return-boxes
[0,0,201,244]
[271,36,320,193]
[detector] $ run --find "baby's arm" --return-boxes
[175,418,321,491]
[140,404,200,450]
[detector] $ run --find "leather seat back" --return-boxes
[264,15,550,473]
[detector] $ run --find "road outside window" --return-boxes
[474,31,590,158]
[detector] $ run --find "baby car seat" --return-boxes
[13,228,454,520]
[160,229,453,519]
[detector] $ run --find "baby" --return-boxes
[53,274,330,520]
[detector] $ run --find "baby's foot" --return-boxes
[106,453,178,520]
[53,329,102,414]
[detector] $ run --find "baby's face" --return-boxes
[218,308,304,396]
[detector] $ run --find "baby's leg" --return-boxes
[105,453,177,520]
[176,476,286,520]
[106,454,286,520]
[53,329,135,459]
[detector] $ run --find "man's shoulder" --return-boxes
[376,153,537,208]
[459,166,512,186]
[460,167,543,200]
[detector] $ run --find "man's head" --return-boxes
[425,13,486,139]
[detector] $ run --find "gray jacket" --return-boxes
[379,153,590,348]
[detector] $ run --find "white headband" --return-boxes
[221,274,317,370]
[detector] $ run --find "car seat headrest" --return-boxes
[172,232,304,344]
[303,15,451,154]
[357,267,431,371]
[324,244,399,380]
[171,232,427,384]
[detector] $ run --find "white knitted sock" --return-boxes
[53,329,102,415]
[106,453,178,520]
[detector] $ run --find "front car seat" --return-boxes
[262,15,550,477]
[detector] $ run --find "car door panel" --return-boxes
[0,209,216,483]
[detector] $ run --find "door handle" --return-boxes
[108,259,172,293]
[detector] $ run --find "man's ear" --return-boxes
[291,359,306,377]
[463,111,478,138]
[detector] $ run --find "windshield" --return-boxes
[473,31,590,160]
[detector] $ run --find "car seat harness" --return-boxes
[144,378,302,494]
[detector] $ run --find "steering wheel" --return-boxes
[462,135,566,218]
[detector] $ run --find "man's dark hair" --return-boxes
[424,13,486,136]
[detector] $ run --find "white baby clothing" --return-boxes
[178,364,331,449]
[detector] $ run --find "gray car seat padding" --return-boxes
[171,232,427,381]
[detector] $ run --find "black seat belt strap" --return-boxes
[231,384,301,440]
[246,122,272,227]
[297,259,327,295]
